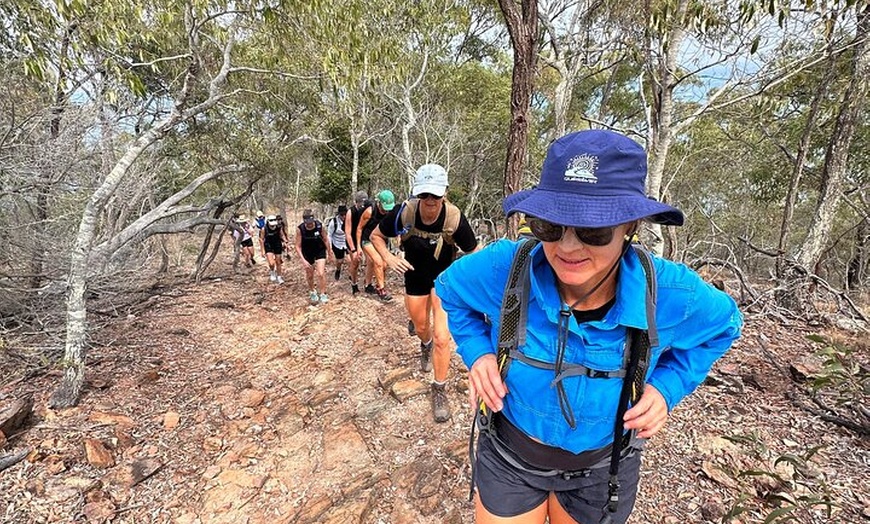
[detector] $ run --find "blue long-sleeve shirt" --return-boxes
[435,240,742,454]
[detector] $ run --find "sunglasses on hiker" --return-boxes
[417,193,443,200]
[527,218,617,246]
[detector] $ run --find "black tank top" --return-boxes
[350,203,370,240]
[361,205,387,242]
[298,221,324,250]
[263,225,281,241]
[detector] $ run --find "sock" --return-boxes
[433,380,446,387]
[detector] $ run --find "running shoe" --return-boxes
[351,283,360,295]
[276,275,285,285]
[364,284,376,295]
[334,268,341,281]
[376,288,393,302]
[431,383,451,423]
[319,293,329,304]
[269,271,277,282]
[309,291,319,304]
[420,340,433,372]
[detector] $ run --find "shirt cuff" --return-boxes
[457,336,496,370]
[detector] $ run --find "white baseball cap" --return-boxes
[412,164,448,197]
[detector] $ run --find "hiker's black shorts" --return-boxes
[474,432,641,523]
[241,238,253,248]
[302,246,326,265]
[331,244,346,260]
[404,267,439,296]
[264,238,283,255]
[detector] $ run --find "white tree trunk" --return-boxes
[796,11,870,270]
[644,0,688,257]
[49,123,170,408]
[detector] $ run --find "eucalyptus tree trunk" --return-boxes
[498,0,538,240]
[774,44,836,308]
[644,0,688,257]
[795,10,870,274]
[350,125,361,194]
[49,122,173,408]
[49,25,239,407]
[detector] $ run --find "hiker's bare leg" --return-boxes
[364,252,375,286]
[274,254,283,277]
[314,258,327,294]
[406,294,431,344]
[305,264,315,291]
[362,244,385,289]
[349,252,361,284]
[474,493,547,524]
[265,253,277,272]
[430,292,452,383]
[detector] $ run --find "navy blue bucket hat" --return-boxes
[504,129,684,228]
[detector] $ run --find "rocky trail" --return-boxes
[1,253,868,523]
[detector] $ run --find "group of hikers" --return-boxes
[234,130,744,524]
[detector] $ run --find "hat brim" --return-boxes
[504,188,684,228]
[380,203,396,211]
[412,183,447,197]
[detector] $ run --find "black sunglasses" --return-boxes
[527,218,616,246]
[417,193,443,200]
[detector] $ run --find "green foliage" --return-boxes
[312,126,374,204]
[805,334,869,399]
[722,433,837,523]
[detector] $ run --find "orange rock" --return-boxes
[89,411,135,427]
[163,411,181,430]
[83,438,115,469]
[240,389,266,408]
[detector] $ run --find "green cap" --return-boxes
[376,190,396,211]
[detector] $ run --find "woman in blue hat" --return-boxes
[435,130,742,524]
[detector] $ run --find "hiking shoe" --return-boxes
[334,268,341,281]
[351,283,360,295]
[319,293,329,304]
[276,275,285,285]
[309,291,319,304]
[269,271,277,282]
[364,284,376,295]
[431,383,451,423]
[376,288,392,302]
[420,340,433,372]
[407,319,415,336]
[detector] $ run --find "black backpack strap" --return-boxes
[469,239,538,501]
[600,243,657,523]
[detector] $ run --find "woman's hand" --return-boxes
[623,385,668,439]
[468,354,508,413]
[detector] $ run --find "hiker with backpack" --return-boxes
[435,130,743,524]
[327,205,348,281]
[260,214,288,283]
[356,190,396,302]
[345,191,376,295]
[371,164,479,423]
[296,209,333,304]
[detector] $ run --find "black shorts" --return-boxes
[474,432,641,523]
[264,238,283,255]
[302,247,327,265]
[332,244,346,260]
[241,238,253,248]
[404,267,439,296]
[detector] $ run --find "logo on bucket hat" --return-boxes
[503,129,684,228]
[564,154,598,183]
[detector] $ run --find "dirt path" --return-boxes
[1,256,867,523]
